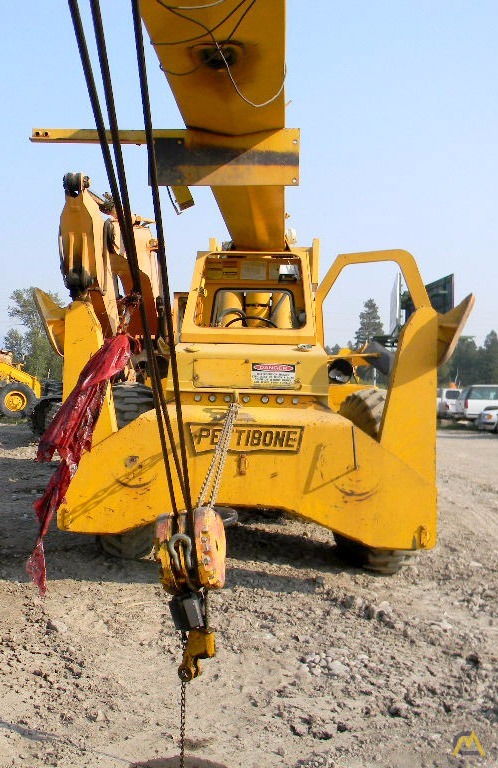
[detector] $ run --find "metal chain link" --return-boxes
[176,404,238,767]
[204,590,210,628]
[197,402,239,508]
[179,631,187,768]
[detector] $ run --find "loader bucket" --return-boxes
[437,293,475,366]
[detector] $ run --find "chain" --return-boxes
[179,631,187,768]
[176,404,238,766]
[204,590,210,628]
[197,402,239,508]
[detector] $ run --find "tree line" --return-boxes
[438,332,498,386]
[2,288,62,381]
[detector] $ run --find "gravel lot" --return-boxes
[0,422,496,768]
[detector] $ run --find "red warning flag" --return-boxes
[27,335,133,596]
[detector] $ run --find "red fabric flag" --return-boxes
[27,335,133,596]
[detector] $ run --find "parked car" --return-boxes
[454,384,498,421]
[476,405,498,433]
[436,387,461,419]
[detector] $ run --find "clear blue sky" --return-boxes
[1,1,496,349]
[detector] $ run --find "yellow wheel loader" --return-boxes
[0,351,42,419]
[31,0,473,576]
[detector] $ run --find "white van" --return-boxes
[454,384,498,421]
[436,387,461,419]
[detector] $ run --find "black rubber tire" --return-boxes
[42,379,63,399]
[31,398,62,436]
[96,523,155,560]
[112,382,155,429]
[214,506,239,528]
[0,382,37,419]
[338,386,386,438]
[97,383,155,560]
[43,401,62,429]
[31,400,47,436]
[333,533,415,575]
[335,386,415,574]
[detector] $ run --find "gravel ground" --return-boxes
[0,422,496,768]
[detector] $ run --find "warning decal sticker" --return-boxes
[251,362,296,387]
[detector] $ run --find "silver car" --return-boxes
[476,406,498,433]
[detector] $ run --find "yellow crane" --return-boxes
[30,0,473,687]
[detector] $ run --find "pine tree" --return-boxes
[354,299,384,348]
[353,299,384,384]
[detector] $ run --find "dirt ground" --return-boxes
[0,421,496,768]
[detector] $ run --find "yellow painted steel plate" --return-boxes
[140,0,288,250]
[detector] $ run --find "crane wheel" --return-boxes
[333,533,415,575]
[96,524,156,560]
[335,386,416,575]
[0,382,37,419]
[97,383,156,560]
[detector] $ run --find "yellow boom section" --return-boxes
[139,0,287,250]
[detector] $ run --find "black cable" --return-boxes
[225,0,255,39]
[88,0,190,512]
[67,1,133,270]
[160,62,201,77]
[68,0,184,515]
[132,0,194,522]
[156,0,285,108]
[160,0,229,9]
[153,0,249,46]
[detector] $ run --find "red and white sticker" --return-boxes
[251,362,296,387]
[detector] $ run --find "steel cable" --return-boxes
[67,0,188,517]
[131,0,194,520]
[89,0,191,514]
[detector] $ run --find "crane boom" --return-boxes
[140,0,288,250]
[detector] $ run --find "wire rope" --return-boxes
[88,0,191,514]
[68,0,188,517]
[131,0,194,523]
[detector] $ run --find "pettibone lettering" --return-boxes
[189,424,303,454]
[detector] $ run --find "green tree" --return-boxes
[3,328,25,363]
[476,330,498,383]
[354,299,384,348]
[441,335,478,387]
[3,288,63,380]
[354,299,384,384]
